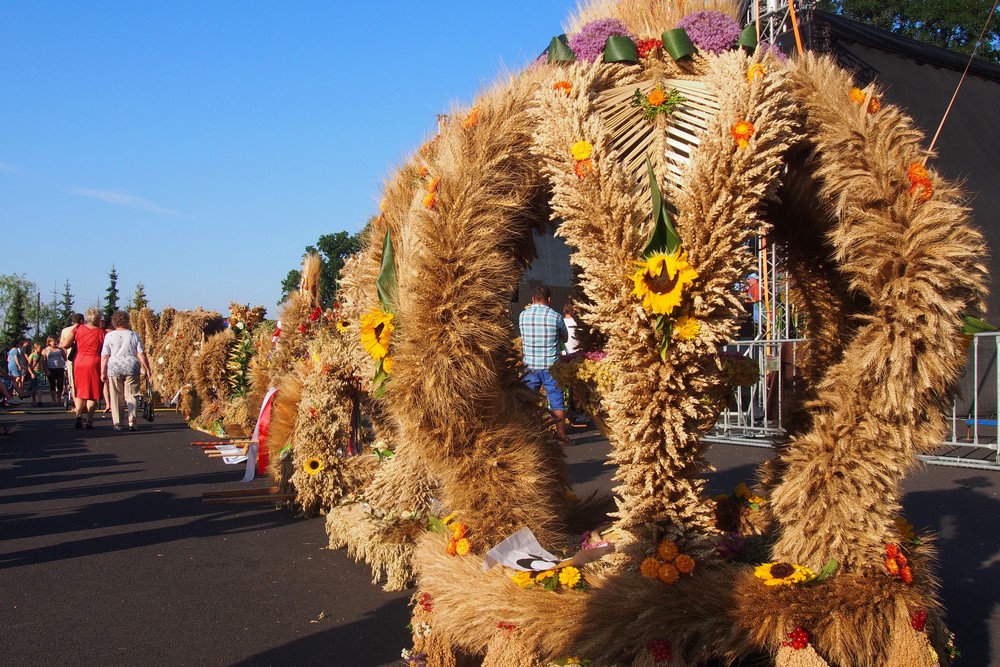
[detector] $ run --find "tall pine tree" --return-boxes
[58,279,75,325]
[104,266,120,323]
[130,282,149,312]
[1,287,29,352]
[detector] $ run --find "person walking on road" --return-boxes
[44,336,67,406]
[100,310,152,432]
[65,308,106,429]
[519,286,570,445]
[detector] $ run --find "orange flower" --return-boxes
[553,80,572,95]
[446,538,457,555]
[900,564,913,585]
[640,557,661,578]
[906,162,929,183]
[463,107,479,129]
[418,165,429,178]
[422,191,436,210]
[909,179,933,202]
[657,540,679,561]
[885,556,900,576]
[867,97,881,113]
[574,158,593,180]
[674,553,696,574]
[656,562,680,585]
[731,120,755,150]
[455,537,471,556]
[849,87,867,105]
[428,177,441,194]
[451,523,468,539]
[647,87,667,107]
[747,63,766,82]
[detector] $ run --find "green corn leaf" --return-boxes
[642,157,681,257]
[961,314,996,334]
[376,229,397,314]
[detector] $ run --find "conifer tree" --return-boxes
[130,282,149,312]
[104,266,120,323]
[1,287,29,352]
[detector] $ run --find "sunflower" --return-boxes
[360,309,394,361]
[336,319,350,332]
[571,140,593,161]
[631,251,699,315]
[673,315,701,341]
[304,457,324,475]
[558,566,581,588]
[753,562,816,586]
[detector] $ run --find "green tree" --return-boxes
[279,229,365,306]
[130,282,150,312]
[57,279,75,326]
[819,0,1000,62]
[104,266,120,322]
[1,287,29,352]
[0,274,43,339]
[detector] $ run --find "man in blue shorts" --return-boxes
[519,286,569,444]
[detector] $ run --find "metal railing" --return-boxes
[705,334,1000,470]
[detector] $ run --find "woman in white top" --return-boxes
[43,336,67,405]
[100,310,152,431]
[562,302,580,354]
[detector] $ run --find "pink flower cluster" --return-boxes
[568,18,635,62]
[676,10,741,54]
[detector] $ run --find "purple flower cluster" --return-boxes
[758,40,789,63]
[568,18,635,63]
[676,10,741,55]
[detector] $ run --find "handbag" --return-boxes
[66,343,77,362]
[143,382,155,422]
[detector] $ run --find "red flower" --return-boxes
[310,307,321,322]
[298,325,307,333]
[911,610,927,632]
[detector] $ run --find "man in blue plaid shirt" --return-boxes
[519,286,569,444]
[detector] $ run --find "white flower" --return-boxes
[157,356,164,364]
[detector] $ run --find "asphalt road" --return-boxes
[2,407,998,666]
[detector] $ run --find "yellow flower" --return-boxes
[462,107,479,129]
[360,309,394,361]
[731,120,754,150]
[304,457,324,475]
[849,87,867,104]
[558,566,581,588]
[570,140,593,161]
[455,537,471,556]
[511,571,534,587]
[747,63,767,82]
[534,569,556,584]
[336,319,350,333]
[754,562,816,586]
[631,251,699,315]
[673,315,701,340]
[382,355,394,374]
[422,191,436,209]
[553,80,573,95]
[451,523,468,539]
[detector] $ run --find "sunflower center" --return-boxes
[644,269,679,295]
[769,563,794,579]
[374,322,385,339]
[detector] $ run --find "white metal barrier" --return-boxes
[705,334,1000,470]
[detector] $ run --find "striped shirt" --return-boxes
[519,304,567,370]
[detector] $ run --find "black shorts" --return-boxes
[46,369,66,394]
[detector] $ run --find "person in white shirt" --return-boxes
[562,302,580,355]
[100,310,152,432]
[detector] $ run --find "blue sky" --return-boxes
[1,1,573,315]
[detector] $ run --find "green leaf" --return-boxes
[962,314,996,334]
[372,357,390,398]
[376,229,397,314]
[642,157,681,257]
[543,574,558,591]
[426,516,449,536]
[659,317,672,361]
[547,34,576,62]
[814,559,838,582]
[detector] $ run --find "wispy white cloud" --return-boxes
[70,187,180,216]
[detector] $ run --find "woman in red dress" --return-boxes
[67,307,106,429]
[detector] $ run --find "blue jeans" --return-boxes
[522,368,565,412]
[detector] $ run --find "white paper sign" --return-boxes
[483,526,613,572]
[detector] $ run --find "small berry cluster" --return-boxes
[417,592,433,613]
[646,638,673,662]
[782,627,809,650]
[496,621,517,632]
[910,610,927,632]
[636,38,662,58]
[884,543,914,585]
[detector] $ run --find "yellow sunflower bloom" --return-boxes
[631,251,698,315]
[754,562,816,586]
[558,566,581,588]
[571,140,593,161]
[360,309,394,361]
[304,457,324,475]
